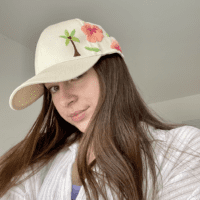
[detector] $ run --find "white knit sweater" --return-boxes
[1,125,200,200]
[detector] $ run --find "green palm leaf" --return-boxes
[70,29,75,37]
[65,30,69,37]
[60,36,68,39]
[72,37,80,43]
[65,39,70,46]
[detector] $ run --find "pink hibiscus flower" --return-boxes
[81,23,104,43]
[111,39,122,53]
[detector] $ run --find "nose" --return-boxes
[58,83,76,105]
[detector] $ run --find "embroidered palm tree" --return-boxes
[60,29,81,57]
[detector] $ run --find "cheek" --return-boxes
[52,99,62,114]
[87,82,100,102]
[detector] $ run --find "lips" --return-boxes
[70,108,87,117]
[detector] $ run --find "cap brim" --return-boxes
[9,54,102,110]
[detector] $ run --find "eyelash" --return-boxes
[48,74,85,94]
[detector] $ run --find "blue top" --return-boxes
[71,185,81,200]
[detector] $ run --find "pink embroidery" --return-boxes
[110,39,122,53]
[81,23,104,43]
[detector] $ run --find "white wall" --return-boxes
[148,94,200,127]
[0,33,43,157]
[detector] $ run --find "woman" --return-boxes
[0,18,200,200]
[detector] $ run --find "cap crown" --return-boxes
[35,18,124,75]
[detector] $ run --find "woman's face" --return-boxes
[44,67,100,133]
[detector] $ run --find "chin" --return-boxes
[77,123,89,134]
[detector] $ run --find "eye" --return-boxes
[48,73,86,94]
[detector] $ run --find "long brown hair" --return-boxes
[0,53,190,199]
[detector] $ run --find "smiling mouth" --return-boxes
[70,107,89,117]
[71,108,88,122]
